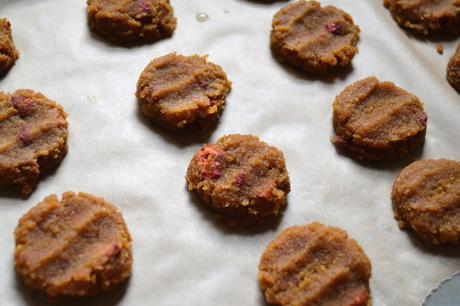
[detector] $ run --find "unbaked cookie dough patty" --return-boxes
[259,222,372,306]
[15,192,133,297]
[384,0,460,36]
[186,134,290,227]
[332,77,427,161]
[447,43,460,92]
[0,18,19,74]
[87,0,176,44]
[392,159,460,246]
[271,1,360,75]
[0,90,68,196]
[136,53,232,129]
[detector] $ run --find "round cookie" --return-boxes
[447,43,460,92]
[136,53,232,129]
[270,1,360,75]
[186,134,290,227]
[15,192,133,297]
[384,0,460,36]
[392,159,460,246]
[0,90,68,196]
[87,0,176,44]
[0,18,19,74]
[259,222,372,306]
[332,77,427,161]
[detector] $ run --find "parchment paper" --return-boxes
[1,1,459,305]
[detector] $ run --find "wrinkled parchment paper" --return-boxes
[1,1,459,305]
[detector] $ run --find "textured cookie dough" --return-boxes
[383,0,460,36]
[136,53,232,129]
[186,134,290,227]
[271,1,360,75]
[0,90,68,196]
[0,18,19,74]
[87,0,176,44]
[447,43,460,92]
[15,192,133,297]
[332,77,427,161]
[392,159,460,246]
[259,222,372,306]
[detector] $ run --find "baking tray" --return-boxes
[0,0,459,305]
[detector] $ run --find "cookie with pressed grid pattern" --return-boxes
[0,90,68,196]
[136,53,232,129]
[259,222,372,306]
[15,192,133,297]
[87,0,176,44]
[270,1,360,75]
[392,159,460,246]
[331,77,427,161]
[447,43,460,92]
[0,18,19,74]
[186,134,290,227]
[384,0,460,36]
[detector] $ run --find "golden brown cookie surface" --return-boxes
[332,77,427,161]
[0,90,68,196]
[392,159,460,246]
[0,18,19,74]
[384,0,460,36]
[259,222,372,306]
[447,43,460,92]
[136,53,232,129]
[15,192,133,297]
[270,1,360,75]
[87,0,176,44]
[186,134,290,227]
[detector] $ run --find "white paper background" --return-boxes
[0,0,459,305]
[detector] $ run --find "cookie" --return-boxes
[392,159,460,246]
[186,134,290,227]
[447,43,460,92]
[0,90,68,196]
[0,18,19,74]
[384,0,460,36]
[15,192,133,297]
[270,1,360,75]
[259,222,372,306]
[136,53,232,129]
[332,77,427,161]
[87,0,176,44]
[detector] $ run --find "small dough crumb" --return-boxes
[437,44,444,55]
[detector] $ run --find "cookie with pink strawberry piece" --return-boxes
[87,0,176,44]
[270,1,360,75]
[0,90,68,197]
[186,134,290,227]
